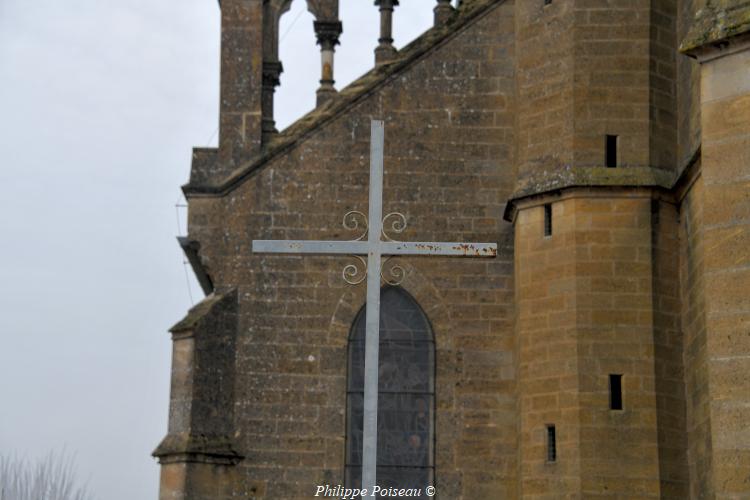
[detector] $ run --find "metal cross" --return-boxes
[252,120,497,497]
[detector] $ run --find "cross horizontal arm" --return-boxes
[252,240,370,255]
[381,241,497,257]
[253,239,497,257]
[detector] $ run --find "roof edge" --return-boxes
[169,290,234,334]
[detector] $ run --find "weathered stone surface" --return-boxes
[696,29,750,498]
[681,0,750,54]
[157,0,750,498]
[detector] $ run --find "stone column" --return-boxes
[217,0,264,171]
[314,20,343,106]
[374,0,398,65]
[434,0,453,26]
[261,61,283,142]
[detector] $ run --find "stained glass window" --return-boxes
[345,287,435,497]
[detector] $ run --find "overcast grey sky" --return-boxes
[0,1,434,498]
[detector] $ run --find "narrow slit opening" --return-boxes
[609,374,623,410]
[546,425,556,462]
[606,135,618,168]
[543,203,552,237]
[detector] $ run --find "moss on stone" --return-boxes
[503,149,701,222]
[511,166,676,200]
[169,292,231,333]
[681,1,750,54]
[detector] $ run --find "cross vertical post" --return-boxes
[361,121,384,496]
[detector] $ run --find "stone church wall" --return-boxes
[514,198,582,498]
[679,174,713,499]
[185,2,518,497]
[695,43,750,496]
[158,1,750,498]
[514,192,678,498]
[650,198,689,498]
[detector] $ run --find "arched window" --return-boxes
[346,287,435,494]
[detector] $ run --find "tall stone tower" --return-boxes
[154,0,750,498]
[508,1,685,497]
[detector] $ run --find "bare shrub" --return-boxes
[0,450,92,500]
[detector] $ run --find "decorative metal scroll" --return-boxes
[343,210,369,241]
[343,255,368,285]
[342,211,409,285]
[381,212,407,241]
[381,257,405,286]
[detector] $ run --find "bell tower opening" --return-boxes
[275,1,318,131]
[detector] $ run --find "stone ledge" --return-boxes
[153,432,243,465]
[681,1,750,57]
[503,149,702,222]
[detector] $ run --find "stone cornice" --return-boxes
[153,432,243,466]
[681,1,750,59]
[503,149,702,222]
